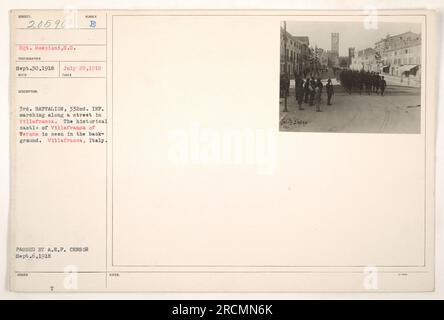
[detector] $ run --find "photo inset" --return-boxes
[279,21,422,133]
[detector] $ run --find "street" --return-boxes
[279,82,421,133]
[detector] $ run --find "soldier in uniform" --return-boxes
[359,70,365,95]
[326,78,334,105]
[369,72,374,93]
[339,70,345,93]
[365,71,372,95]
[309,78,316,106]
[375,72,381,94]
[344,70,352,94]
[295,77,305,110]
[317,78,323,95]
[303,77,310,103]
[373,72,378,93]
[280,73,290,99]
[280,74,285,98]
[380,76,387,96]
[315,82,322,112]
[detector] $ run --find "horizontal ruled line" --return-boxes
[16,43,106,46]
[16,76,106,79]
[16,28,107,30]
[16,61,107,63]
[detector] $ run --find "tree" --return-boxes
[339,58,348,68]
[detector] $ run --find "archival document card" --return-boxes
[9,9,437,292]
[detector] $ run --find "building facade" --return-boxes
[338,56,350,68]
[375,31,421,79]
[349,31,421,85]
[350,48,378,72]
[348,47,355,66]
[280,28,312,78]
[331,32,339,53]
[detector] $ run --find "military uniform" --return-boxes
[315,85,322,112]
[280,74,290,98]
[380,77,387,96]
[309,79,316,106]
[303,78,310,103]
[326,79,334,105]
[295,78,305,110]
[375,73,381,94]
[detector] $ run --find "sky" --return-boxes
[285,21,421,56]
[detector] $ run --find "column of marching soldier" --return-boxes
[280,69,388,113]
[284,76,335,112]
[337,69,387,96]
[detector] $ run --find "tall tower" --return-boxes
[348,47,355,66]
[331,32,339,54]
[348,47,355,58]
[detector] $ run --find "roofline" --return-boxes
[375,31,421,44]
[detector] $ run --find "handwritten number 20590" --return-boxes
[26,20,65,29]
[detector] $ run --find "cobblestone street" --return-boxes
[279,84,421,133]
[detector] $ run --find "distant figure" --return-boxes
[315,84,322,112]
[371,72,376,93]
[380,76,387,96]
[365,71,372,95]
[303,77,310,103]
[317,78,323,95]
[309,79,316,106]
[280,74,290,98]
[295,77,305,110]
[375,72,381,94]
[326,78,334,105]
[359,70,365,95]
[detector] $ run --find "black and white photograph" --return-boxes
[2,3,442,299]
[279,21,422,133]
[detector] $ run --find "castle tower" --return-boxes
[331,32,339,54]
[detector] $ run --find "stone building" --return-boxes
[331,32,339,53]
[280,28,312,78]
[348,47,355,66]
[375,31,421,80]
[350,48,378,72]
